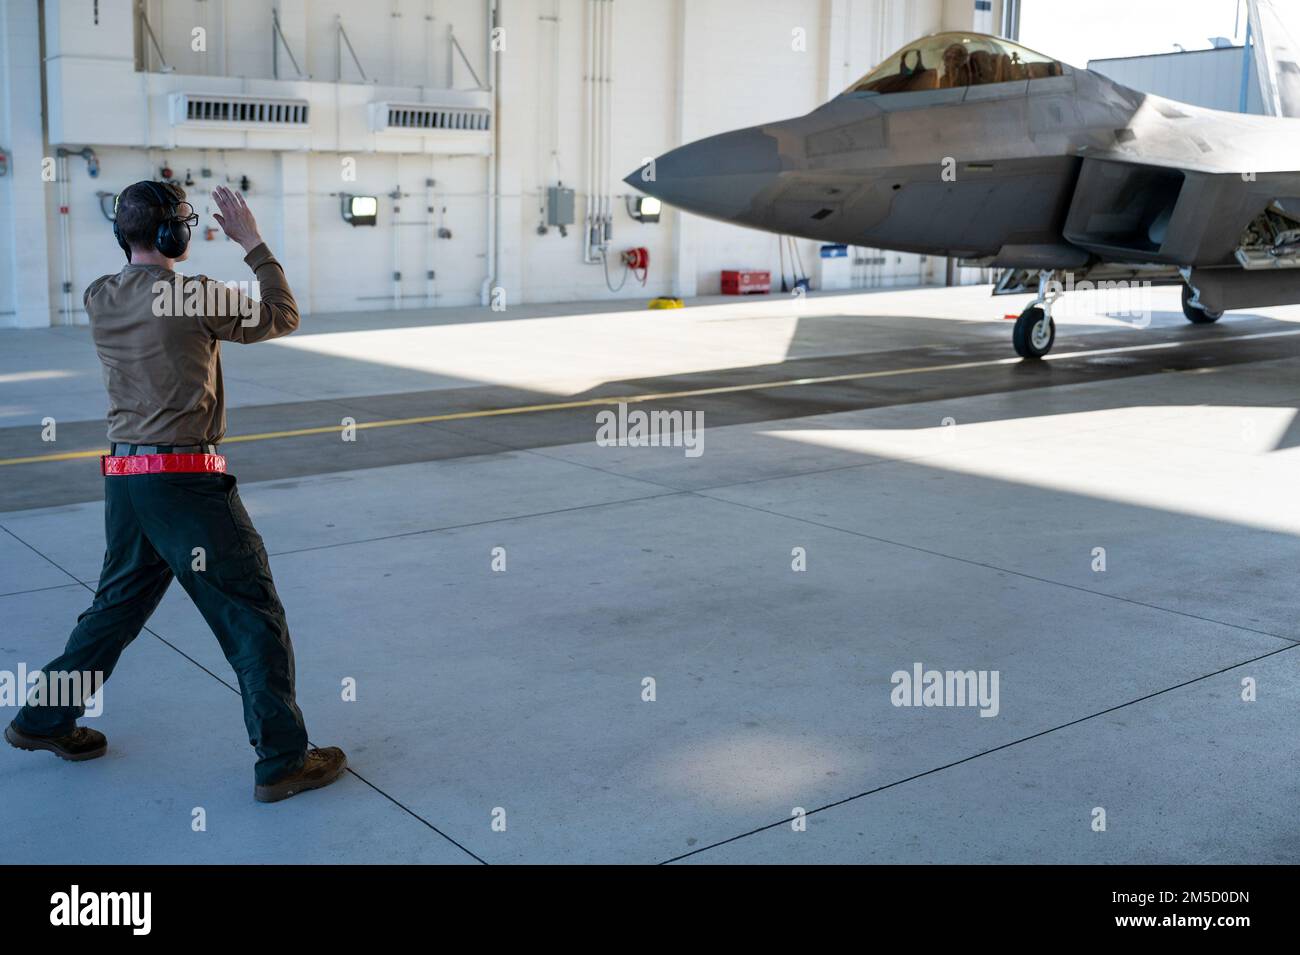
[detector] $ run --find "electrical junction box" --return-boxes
[547,186,575,227]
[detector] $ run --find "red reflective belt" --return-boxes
[101,453,227,476]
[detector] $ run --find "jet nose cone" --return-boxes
[624,127,781,221]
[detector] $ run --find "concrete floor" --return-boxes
[1,284,1298,864]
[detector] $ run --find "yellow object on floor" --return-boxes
[648,297,684,309]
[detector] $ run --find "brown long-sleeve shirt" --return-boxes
[85,242,300,446]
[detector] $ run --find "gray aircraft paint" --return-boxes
[628,33,1300,314]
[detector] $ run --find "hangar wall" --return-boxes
[1088,46,1266,115]
[1,0,1004,327]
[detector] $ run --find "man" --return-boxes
[5,181,346,804]
[940,42,973,89]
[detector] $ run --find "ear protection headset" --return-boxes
[113,181,196,262]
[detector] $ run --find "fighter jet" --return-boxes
[626,29,1300,358]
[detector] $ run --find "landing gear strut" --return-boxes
[1012,271,1061,359]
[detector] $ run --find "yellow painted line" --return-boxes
[6,325,1300,468]
[0,361,1016,467]
[0,449,113,466]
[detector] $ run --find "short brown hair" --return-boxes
[115,181,187,249]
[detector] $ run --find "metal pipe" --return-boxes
[603,0,611,233]
[584,0,612,262]
[392,164,402,311]
[595,0,603,243]
[138,0,171,72]
[603,0,613,239]
[450,29,485,88]
[582,0,596,262]
[57,155,72,325]
[480,0,499,305]
[550,1,561,180]
[337,17,368,82]
[597,0,606,237]
[271,7,304,79]
[492,0,501,300]
[425,172,436,305]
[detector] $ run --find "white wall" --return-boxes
[3,0,996,327]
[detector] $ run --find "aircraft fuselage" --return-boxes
[630,52,1300,300]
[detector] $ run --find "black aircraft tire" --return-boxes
[1013,306,1055,359]
[1181,283,1223,324]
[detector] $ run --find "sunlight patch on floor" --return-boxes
[649,733,856,809]
[765,404,1300,534]
[270,309,802,395]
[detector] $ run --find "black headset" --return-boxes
[113,181,196,262]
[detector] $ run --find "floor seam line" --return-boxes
[0,522,490,865]
[657,642,1298,864]
[264,489,687,558]
[521,446,689,492]
[688,494,1300,648]
[0,581,90,600]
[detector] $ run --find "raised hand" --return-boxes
[211,185,264,253]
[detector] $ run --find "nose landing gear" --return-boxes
[1179,272,1223,324]
[1013,306,1055,358]
[1012,271,1062,359]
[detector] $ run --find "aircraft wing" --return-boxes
[1077,90,1300,177]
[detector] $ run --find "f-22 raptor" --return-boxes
[627,29,1300,358]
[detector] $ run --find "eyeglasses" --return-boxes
[173,202,199,228]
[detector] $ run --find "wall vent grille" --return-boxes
[170,94,310,128]
[374,103,491,132]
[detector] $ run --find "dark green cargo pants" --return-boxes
[14,471,308,784]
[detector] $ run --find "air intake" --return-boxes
[169,93,310,128]
[370,102,491,133]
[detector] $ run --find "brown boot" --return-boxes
[255,746,347,803]
[5,721,107,761]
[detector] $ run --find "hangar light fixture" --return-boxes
[341,194,378,226]
[627,195,661,223]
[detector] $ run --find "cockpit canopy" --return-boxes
[847,32,1067,95]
